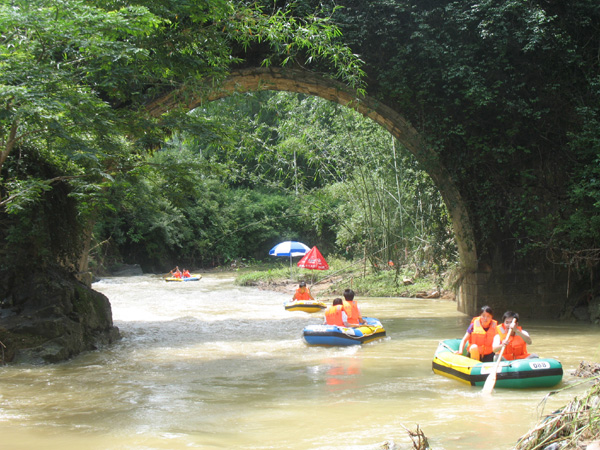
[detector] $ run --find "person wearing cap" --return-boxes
[292,281,314,301]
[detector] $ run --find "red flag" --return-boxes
[297,246,329,270]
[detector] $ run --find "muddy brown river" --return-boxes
[0,273,598,449]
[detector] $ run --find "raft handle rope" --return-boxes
[436,341,476,367]
[439,341,457,353]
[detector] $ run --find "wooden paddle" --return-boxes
[482,318,516,394]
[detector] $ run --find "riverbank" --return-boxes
[229,258,456,300]
[252,277,455,302]
[513,370,600,450]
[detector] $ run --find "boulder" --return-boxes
[0,267,120,364]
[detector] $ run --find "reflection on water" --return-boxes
[323,357,362,391]
[0,273,598,450]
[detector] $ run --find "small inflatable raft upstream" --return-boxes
[165,275,202,282]
[302,317,386,346]
[432,339,563,389]
[284,300,327,313]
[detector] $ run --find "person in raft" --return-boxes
[182,268,191,278]
[292,281,314,301]
[323,298,349,327]
[342,288,366,327]
[457,305,498,362]
[492,311,538,361]
[170,266,182,278]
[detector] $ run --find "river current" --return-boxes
[1,273,598,450]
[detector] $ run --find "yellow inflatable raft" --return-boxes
[283,300,327,313]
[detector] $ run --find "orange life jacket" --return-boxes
[325,305,345,326]
[173,271,182,279]
[342,300,361,325]
[294,288,311,300]
[470,317,498,356]
[496,325,530,360]
[182,270,191,278]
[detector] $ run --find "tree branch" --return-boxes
[0,175,85,208]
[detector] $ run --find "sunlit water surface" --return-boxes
[1,273,599,450]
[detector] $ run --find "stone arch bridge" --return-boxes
[147,67,565,319]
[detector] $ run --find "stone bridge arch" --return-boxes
[147,67,478,313]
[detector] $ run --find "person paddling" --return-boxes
[492,311,538,360]
[342,288,365,327]
[457,305,498,362]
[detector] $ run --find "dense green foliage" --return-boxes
[326,0,600,275]
[94,149,315,270]
[94,90,453,275]
[0,0,364,272]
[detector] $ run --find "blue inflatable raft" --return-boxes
[302,317,386,346]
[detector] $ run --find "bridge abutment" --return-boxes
[458,268,569,319]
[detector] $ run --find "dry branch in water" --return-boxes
[402,424,431,450]
[378,425,431,450]
[515,374,600,450]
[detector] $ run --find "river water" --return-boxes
[1,273,599,450]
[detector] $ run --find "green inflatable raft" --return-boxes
[432,339,563,389]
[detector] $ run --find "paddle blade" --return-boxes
[481,318,516,395]
[482,370,497,394]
